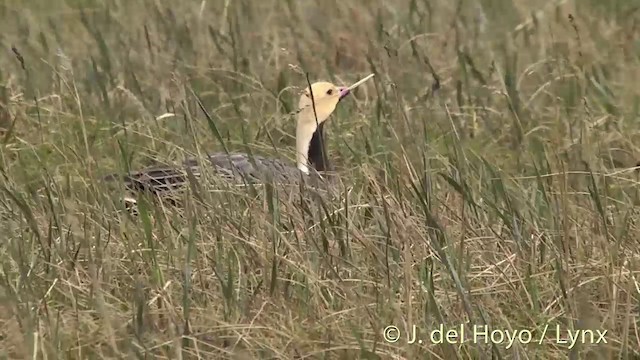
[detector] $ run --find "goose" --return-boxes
[104,74,375,206]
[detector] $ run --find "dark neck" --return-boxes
[307,122,330,172]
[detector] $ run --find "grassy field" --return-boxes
[1,0,640,358]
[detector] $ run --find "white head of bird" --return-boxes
[295,74,374,174]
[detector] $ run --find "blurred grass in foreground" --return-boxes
[1,0,640,358]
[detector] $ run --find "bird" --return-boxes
[103,75,375,208]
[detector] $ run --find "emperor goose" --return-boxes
[104,74,375,203]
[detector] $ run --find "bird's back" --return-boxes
[107,152,328,195]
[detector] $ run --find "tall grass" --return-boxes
[1,0,639,358]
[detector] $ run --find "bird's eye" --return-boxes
[326,89,333,95]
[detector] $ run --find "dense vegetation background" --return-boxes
[1,0,639,358]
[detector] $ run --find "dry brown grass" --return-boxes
[1,0,640,358]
